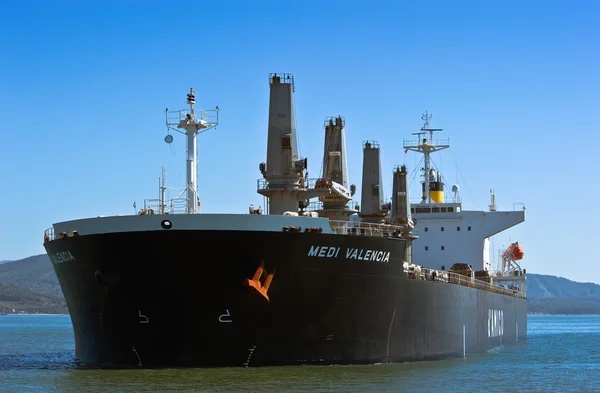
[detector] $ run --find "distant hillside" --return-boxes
[0,260,12,264]
[527,274,600,299]
[0,254,62,298]
[1,254,600,314]
[526,273,600,314]
[0,282,67,314]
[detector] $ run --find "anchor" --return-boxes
[245,261,275,302]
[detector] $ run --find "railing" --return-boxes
[166,108,219,128]
[307,199,358,212]
[43,227,55,242]
[402,138,450,148]
[257,179,268,190]
[269,73,294,85]
[404,264,526,299]
[329,220,415,238]
[513,202,526,211]
[363,140,380,148]
[257,177,354,201]
[257,177,323,190]
[43,227,80,242]
[143,198,189,215]
[324,116,344,127]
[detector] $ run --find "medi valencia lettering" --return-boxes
[308,246,390,262]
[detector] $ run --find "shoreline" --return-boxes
[0,313,69,316]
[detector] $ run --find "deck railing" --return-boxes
[404,264,526,299]
[142,198,189,215]
[329,220,415,237]
[43,227,55,242]
[257,177,327,191]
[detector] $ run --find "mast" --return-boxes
[402,111,449,204]
[165,88,219,214]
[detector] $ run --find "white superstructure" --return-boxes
[403,113,525,272]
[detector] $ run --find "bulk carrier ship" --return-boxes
[43,73,527,368]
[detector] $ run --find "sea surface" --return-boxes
[0,314,598,392]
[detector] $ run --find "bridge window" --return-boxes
[441,227,444,231]
[425,246,429,251]
[441,246,445,250]
[424,227,428,232]
[468,226,472,231]
[457,226,461,231]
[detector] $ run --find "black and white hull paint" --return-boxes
[44,214,526,368]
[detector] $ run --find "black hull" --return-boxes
[45,230,527,368]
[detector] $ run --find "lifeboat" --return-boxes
[506,242,524,260]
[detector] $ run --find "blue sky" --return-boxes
[0,0,598,282]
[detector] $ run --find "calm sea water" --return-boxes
[0,315,598,392]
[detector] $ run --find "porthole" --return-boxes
[161,220,173,229]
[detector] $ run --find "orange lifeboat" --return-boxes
[507,243,524,261]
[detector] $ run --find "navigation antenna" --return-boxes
[403,111,450,203]
[165,88,219,214]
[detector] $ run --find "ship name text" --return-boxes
[308,246,390,263]
[50,250,75,266]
